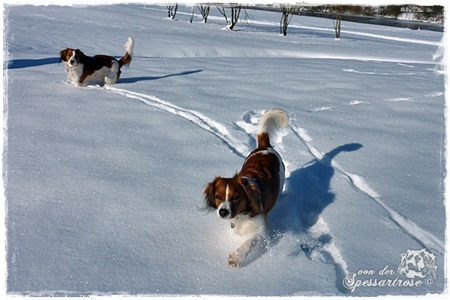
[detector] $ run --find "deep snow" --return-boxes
[2,2,447,297]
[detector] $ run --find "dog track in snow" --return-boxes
[343,68,416,76]
[309,91,443,113]
[234,111,349,293]
[383,91,444,103]
[289,119,445,255]
[308,100,367,113]
[104,86,250,158]
[100,87,444,292]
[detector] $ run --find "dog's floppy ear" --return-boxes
[75,49,87,62]
[59,49,68,63]
[203,178,219,211]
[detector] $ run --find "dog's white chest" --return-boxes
[231,214,265,237]
[66,63,83,84]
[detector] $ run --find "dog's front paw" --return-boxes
[228,252,242,267]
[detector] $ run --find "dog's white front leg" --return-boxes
[228,236,259,267]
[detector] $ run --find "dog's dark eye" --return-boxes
[231,194,239,201]
[215,194,223,200]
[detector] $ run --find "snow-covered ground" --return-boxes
[2,3,447,297]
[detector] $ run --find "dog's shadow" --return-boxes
[119,69,203,84]
[6,57,203,85]
[7,57,60,69]
[243,143,362,267]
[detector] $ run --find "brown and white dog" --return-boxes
[204,108,289,267]
[60,37,134,86]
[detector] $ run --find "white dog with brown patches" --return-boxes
[204,108,289,267]
[60,37,134,86]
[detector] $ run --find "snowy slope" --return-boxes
[3,3,447,296]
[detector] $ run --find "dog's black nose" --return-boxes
[69,60,75,65]
[219,209,230,218]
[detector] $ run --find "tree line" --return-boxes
[165,3,444,38]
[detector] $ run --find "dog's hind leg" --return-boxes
[105,75,117,85]
[105,61,120,85]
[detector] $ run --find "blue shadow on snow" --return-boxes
[274,143,363,231]
[7,57,60,69]
[119,69,203,84]
[245,143,363,294]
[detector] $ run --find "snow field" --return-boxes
[3,3,447,296]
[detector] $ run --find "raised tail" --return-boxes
[118,37,134,68]
[256,108,289,148]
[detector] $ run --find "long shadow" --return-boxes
[6,57,203,85]
[243,143,364,242]
[6,55,160,70]
[272,143,363,232]
[7,57,60,69]
[245,143,362,293]
[119,69,203,84]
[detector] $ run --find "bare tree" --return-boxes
[280,4,302,36]
[166,3,178,19]
[228,5,242,30]
[217,4,242,30]
[198,4,211,23]
[189,6,195,23]
[328,5,344,39]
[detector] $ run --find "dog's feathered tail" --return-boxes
[119,37,134,68]
[256,108,289,148]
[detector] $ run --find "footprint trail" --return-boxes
[105,86,250,158]
[289,119,445,255]
[102,87,444,292]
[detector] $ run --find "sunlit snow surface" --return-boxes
[3,4,446,296]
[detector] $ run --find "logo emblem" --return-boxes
[397,249,437,280]
[342,248,438,292]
